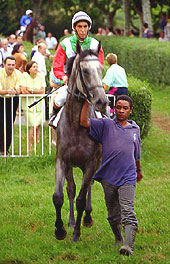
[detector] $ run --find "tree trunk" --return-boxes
[105,12,114,28]
[123,0,130,36]
[141,0,153,31]
[133,3,144,37]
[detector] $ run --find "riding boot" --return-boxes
[48,105,61,128]
[119,224,138,256]
[110,223,124,246]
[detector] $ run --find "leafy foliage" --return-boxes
[97,35,170,85]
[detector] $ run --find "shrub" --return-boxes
[95,36,170,86]
[127,75,152,139]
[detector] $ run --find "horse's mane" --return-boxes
[67,49,98,78]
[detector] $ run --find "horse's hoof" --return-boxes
[72,234,79,242]
[83,215,94,228]
[54,227,67,240]
[72,230,80,242]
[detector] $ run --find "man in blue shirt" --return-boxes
[80,95,143,256]
[20,9,32,34]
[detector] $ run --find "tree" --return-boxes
[123,0,130,36]
[92,0,122,28]
[141,0,153,31]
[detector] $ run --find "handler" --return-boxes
[48,10,104,127]
[80,95,143,256]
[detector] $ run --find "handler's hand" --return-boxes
[137,171,143,182]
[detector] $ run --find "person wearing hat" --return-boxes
[20,9,33,34]
[49,11,104,127]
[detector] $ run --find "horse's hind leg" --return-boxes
[66,168,76,228]
[53,158,68,240]
[83,182,94,227]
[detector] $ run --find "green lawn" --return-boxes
[0,86,170,264]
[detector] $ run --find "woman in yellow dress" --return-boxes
[20,61,46,151]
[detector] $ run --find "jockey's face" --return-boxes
[4,59,16,75]
[74,21,89,40]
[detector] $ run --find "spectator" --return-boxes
[64,29,70,36]
[8,34,16,48]
[143,23,153,39]
[0,39,12,61]
[20,61,46,152]
[0,56,22,155]
[20,9,33,35]
[36,25,46,40]
[80,95,143,256]
[12,43,27,73]
[32,43,47,76]
[45,32,58,50]
[31,38,51,59]
[106,27,114,36]
[159,12,167,36]
[102,53,128,115]
[16,35,23,44]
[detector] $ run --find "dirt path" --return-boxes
[152,112,170,133]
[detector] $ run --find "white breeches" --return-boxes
[54,85,68,107]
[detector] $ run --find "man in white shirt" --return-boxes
[45,32,58,50]
[0,39,12,68]
[32,43,47,76]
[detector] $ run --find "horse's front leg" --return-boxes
[66,168,76,228]
[53,157,68,240]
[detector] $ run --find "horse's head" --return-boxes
[67,41,109,113]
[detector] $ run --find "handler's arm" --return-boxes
[80,100,90,128]
[136,160,143,182]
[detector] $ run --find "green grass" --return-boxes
[1,81,170,262]
[1,121,170,263]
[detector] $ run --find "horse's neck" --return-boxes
[65,93,83,124]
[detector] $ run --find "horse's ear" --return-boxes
[97,41,101,55]
[76,41,82,54]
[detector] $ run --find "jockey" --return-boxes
[20,9,33,35]
[49,11,104,127]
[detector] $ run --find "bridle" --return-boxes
[68,55,103,103]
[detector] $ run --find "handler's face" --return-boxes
[115,100,132,122]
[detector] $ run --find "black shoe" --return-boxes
[48,113,57,127]
[48,107,60,128]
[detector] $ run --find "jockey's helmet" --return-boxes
[26,9,32,16]
[72,11,92,30]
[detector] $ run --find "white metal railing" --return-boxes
[0,94,54,158]
[0,94,115,158]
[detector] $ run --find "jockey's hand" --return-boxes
[62,75,68,85]
[137,171,143,183]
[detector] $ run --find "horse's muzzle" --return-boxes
[94,97,109,114]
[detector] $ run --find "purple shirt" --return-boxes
[89,117,141,187]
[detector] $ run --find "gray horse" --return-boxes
[53,41,109,242]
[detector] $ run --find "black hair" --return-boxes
[26,61,37,74]
[12,43,23,55]
[143,22,148,28]
[115,95,133,109]
[4,56,16,64]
